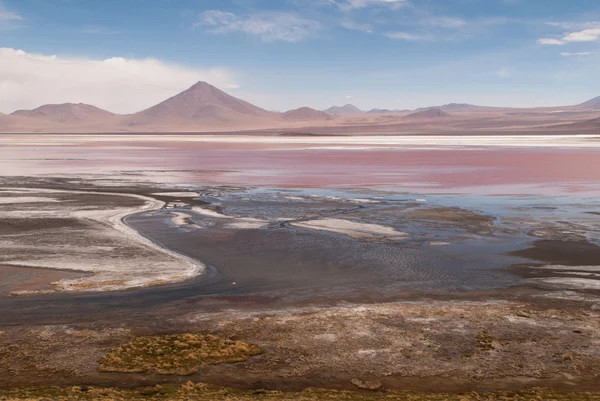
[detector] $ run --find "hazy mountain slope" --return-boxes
[405,108,451,119]
[282,107,333,121]
[11,103,115,123]
[323,104,363,115]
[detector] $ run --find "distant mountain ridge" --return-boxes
[2,81,599,133]
[283,107,332,121]
[406,108,450,119]
[367,108,404,114]
[581,96,600,106]
[414,103,484,113]
[323,104,363,115]
[11,103,115,123]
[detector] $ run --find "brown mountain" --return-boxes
[0,112,53,132]
[0,113,13,129]
[123,81,274,127]
[282,107,333,121]
[406,108,451,119]
[11,103,115,123]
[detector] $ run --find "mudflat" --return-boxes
[0,265,90,296]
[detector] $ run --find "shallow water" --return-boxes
[2,134,600,196]
[125,188,539,296]
[2,185,600,327]
[1,135,600,326]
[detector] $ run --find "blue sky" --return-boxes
[1,0,599,113]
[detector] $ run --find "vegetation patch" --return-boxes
[98,334,263,375]
[475,330,496,351]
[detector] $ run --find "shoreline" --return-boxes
[0,187,206,293]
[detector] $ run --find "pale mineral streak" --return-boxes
[291,218,408,240]
[0,188,205,293]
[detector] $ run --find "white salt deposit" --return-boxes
[349,198,380,204]
[292,218,408,240]
[532,265,600,272]
[536,278,600,290]
[170,212,192,227]
[192,207,232,219]
[151,192,200,197]
[224,218,268,229]
[0,188,205,293]
[0,197,60,204]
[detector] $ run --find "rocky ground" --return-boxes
[1,294,599,395]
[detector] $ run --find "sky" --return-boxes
[1,0,599,114]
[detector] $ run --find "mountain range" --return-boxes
[1,81,599,133]
[323,104,364,115]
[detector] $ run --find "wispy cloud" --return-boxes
[384,17,510,43]
[197,10,320,42]
[0,7,21,20]
[539,26,600,45]
[340,19,373,33]
[384,31,431,41]
[421,16,466,29]
[546,21,600,30]
[538,38,566,45]
[0,2,22,30]
[330,0,410,11]
[560,52,594,57]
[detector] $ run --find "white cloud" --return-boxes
[563,28,600,42]
[539,27,600,46]
[384,31,431,41]
[538,38,566,45]
[560,52,594,57]
[334,0,410,10]
[0,48,239,114]
[197,10,320,42]
[340,19,373,33]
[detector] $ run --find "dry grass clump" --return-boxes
[98,334,262,375]
[475,330,496,351]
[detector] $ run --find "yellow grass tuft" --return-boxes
[98,334,263,375]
